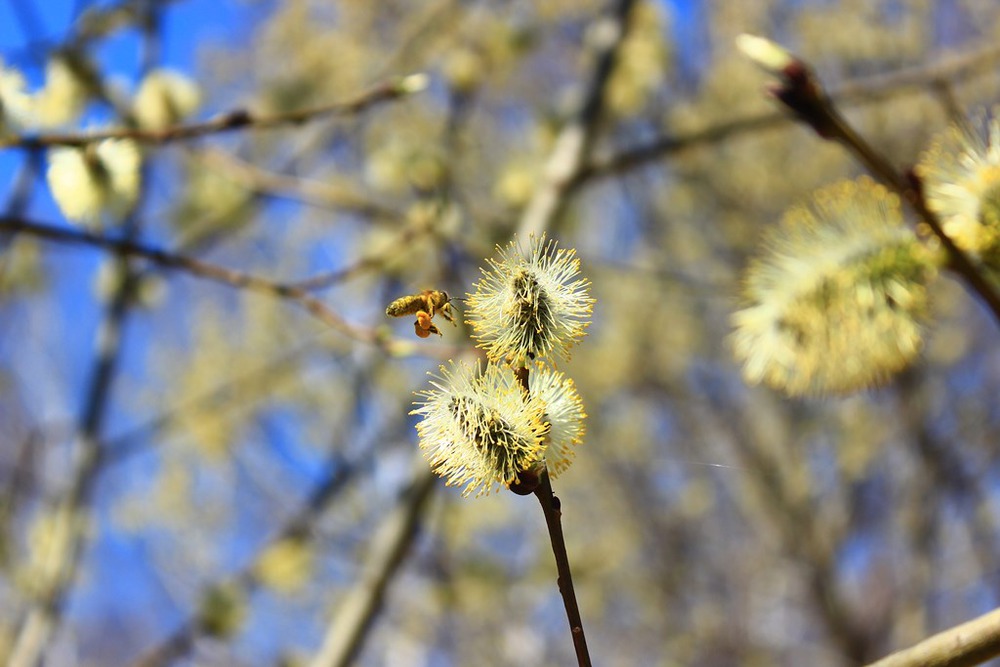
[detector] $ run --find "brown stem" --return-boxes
[516,364,591,666]
[514,365,530,392]
[534,472,592,667]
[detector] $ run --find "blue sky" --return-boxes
[0,0,238,73]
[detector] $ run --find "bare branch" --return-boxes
[534,471,592,667]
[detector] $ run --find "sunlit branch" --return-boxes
[308,462,436,667]
[865,607,1000,667]
[516,0,639,237]
[0,74,428,150]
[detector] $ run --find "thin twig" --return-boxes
[0,74,427,150]
[286,211,439,291]
[515,363,592,666]
[0,216,434,352]
[534,472,592,667]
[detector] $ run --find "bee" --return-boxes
[385,290,457,338]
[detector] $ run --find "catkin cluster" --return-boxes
[730,50,1000,396]
[412,235,594,496]
[732,36,1000,397]
[732,177,939,395]
[0,58,200,227]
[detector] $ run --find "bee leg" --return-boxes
[416,310,434,331]
[413,321,432,338]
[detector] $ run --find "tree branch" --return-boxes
[577,41,1000,186]
[865,608,1000,667]
[0,216,456,355]
[0,74,427,150]
[534,472,592,667]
